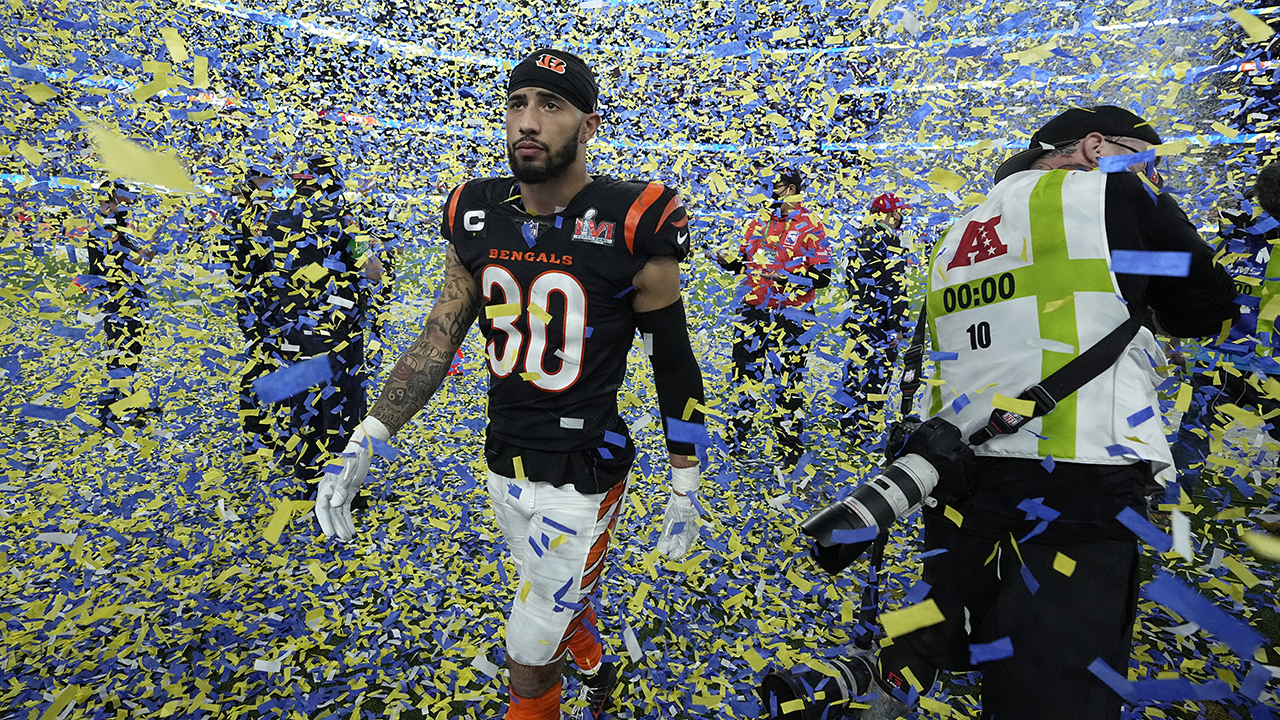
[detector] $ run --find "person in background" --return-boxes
[87,180,154,428]
[265,155,379,499]
[221,164,281,455]
[706,167,833,471]
[840,191,913,455]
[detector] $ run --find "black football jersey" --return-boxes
[445,176,691,479]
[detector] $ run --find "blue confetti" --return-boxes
[19,404,75,421]
[1105,443,1141,458]
[253,355,333,404]
[1098,148,1157,173]
[369,436,399,460]
[1019,563,1039,595]
[1116,507,1173,553]
[1143,571,1265,658]
[1110,250,1191,277]
[969,636,1014,664]
[665,417,711,446]
[829,526,879,544]
[1126,406,1155,428]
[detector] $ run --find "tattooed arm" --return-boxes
[369,244,479,435]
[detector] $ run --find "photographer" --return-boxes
[797,107,1238,719]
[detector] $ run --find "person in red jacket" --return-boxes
[707,168,833,469]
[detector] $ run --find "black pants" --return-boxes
[840,317,900,445]
[98,305,144,420]
[880,514,1140,720]
[729,305,810,460]
[238,336,283,454]
[286,333,367,495]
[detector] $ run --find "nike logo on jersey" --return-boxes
[488,248,574,265]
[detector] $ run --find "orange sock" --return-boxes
[505,681,561,720]
[567,606,603,673]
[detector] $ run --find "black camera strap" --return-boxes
[896,301,1146,446]
[898,303,930,418]
[968,308,1145,445]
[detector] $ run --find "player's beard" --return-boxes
[508,126,580,184]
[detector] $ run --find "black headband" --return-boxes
[508,48,598,114]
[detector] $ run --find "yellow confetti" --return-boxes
[920,696,953,717]
[108,389,152,417]
[880,599,945,638]
[991,394,1035,417]
[1053,552,1077,577]
[1243,531,1280,560]
[307,561,328,584]
[294,263,328,284]
[20,83,58,103]
[927,168,966,193]
[1174,382,1193,413]
[39,685,81,720]
[1043,296,1073,313]
[485,302,521,319]
[85,123,195,192]
[262,500,314,545]
[160,27,190,63]
[1228,8,1276,43]
[944,505,963,528]
[527,303,552,324]
[786,569,813,593]
[194,54,209,88]
[1221,556,1262,588]
[15,140,44,167]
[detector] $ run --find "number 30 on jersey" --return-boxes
[482,266,587,392]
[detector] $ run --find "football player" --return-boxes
[315,49,707,720]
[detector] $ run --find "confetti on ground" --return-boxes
[2,1,1279,719]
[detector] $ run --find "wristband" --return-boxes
[671,463,700,494]
[346,416,391,453]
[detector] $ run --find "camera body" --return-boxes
[801,416,976,575]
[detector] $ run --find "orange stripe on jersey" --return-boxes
[446,182,468,237]
[654,193,683,232]
[624,182,665,254]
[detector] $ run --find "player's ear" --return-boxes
[580,111,602,144]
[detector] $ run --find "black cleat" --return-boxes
[569,661,619,719]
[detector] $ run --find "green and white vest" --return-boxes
[926,169,1171,472]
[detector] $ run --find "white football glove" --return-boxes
[315,416,390,540]
[655,464,701,560]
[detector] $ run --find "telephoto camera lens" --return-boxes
[758,655,877,719]
[801,454,940,575]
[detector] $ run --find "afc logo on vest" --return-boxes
[948,215,1008,270]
